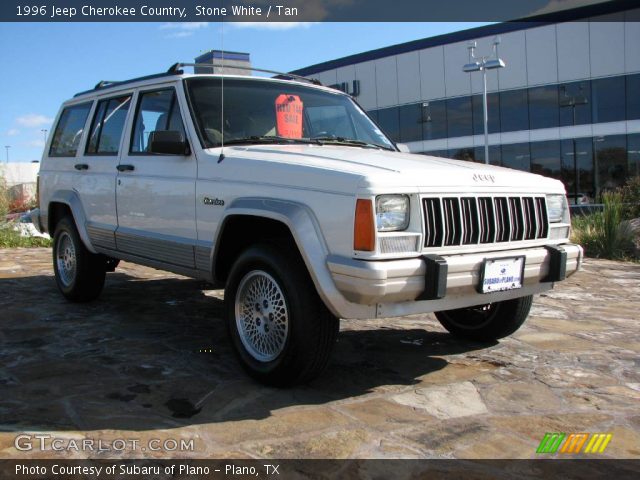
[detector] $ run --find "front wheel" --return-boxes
[435,295,533,341]
[225,244,339,387]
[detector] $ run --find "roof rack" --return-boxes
[74,71,181,97]
[94,80,119,89]
[74,62,322,98]
[166,62,322,85]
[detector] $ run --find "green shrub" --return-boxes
[571,191,635,259]
[620,175,640,220]
[0,224,51,248]
[0,178,8,219]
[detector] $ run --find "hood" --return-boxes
[211,144,564,194]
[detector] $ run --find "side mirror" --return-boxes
[148,131,189,155]
[396,143,410,153]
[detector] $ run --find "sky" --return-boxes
[0,21,489,162]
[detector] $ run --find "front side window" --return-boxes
[49,102,92,157]
[86,95,131,154]
[185,78,395,151]
[131,88,186,153]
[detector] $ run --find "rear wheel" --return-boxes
[52,216,106,302]
[435,295,533,341]
[225,244,339,386]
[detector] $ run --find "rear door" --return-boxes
[76,93,132,249]
[115,84,197,268]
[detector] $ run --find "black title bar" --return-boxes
[0,0,638,22]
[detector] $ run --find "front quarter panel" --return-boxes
[212,198,376,319]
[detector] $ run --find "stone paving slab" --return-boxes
[0,248,638,459]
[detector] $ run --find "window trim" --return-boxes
[48,101,93,158]
[128,86,188,156]
[84,94,133,156]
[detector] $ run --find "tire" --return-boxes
[225,244,339,387]
[435,295,533,341]
[52,216,106,302]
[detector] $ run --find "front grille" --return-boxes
[423,196,548,248]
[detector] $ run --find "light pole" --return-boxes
[41,129,48,146]
[559,85,589,203]
[463,37,506,164]
[4,145,10,163]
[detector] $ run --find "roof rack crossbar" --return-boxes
[168,62,322,85]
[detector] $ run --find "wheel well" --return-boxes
[48,202,72,234]
[214,215,299,283]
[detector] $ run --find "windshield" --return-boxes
[184,77,396,151]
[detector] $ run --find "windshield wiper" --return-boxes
[311,136,395,151]
[220,136,321,147]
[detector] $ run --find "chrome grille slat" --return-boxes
[460,198,479,245]
[535,197,549,238]
[494,197,510,242]
[442,198,462,246]
[509,197,524,241]
[523,197,536,240]
[423,197,443,247]
[423,195,548,249]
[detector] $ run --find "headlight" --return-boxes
[546,194,568,223]
[376,195,410,231]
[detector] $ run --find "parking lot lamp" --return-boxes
[463,37,506,164]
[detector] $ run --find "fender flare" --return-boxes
[47,190,97,254]
[212,197,368,319]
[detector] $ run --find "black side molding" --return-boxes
[543,245,567,282]
[417,254,448,301]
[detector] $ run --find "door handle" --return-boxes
[74,163,89,171]
[117,164,135,172]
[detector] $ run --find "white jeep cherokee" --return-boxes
[33,64,582,386]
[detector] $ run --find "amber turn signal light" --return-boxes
[354,199,375,251]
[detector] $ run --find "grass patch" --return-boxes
[0,224,51,248]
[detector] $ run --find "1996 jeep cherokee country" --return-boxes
[33,64,582,386]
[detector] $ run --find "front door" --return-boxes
[115,84,197,268]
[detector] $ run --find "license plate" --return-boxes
[480,256,525,293]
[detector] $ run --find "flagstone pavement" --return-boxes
[0,248,638,459]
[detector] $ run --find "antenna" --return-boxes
[218,8,226,163]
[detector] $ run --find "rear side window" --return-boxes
[130,88,185,153]
[49,103,92,157]
[86,95,132,155]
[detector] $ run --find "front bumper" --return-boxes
[327,243,582,316]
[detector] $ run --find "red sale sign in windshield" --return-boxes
[275,94,303,138]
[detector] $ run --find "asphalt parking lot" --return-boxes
[0,248,639,459]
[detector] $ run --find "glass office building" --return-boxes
[292,4,640,203]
